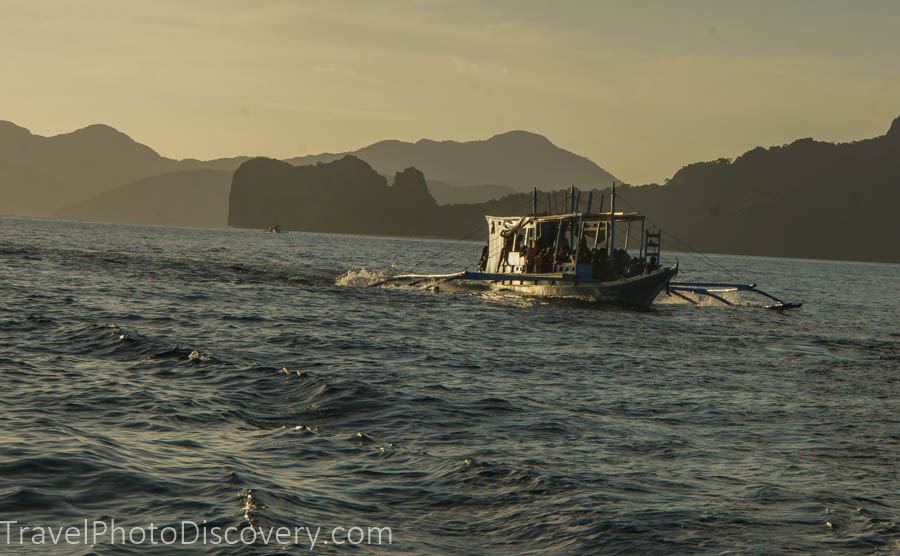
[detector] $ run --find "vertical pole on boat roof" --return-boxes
[553,216,563,267]
[625,221,631,252]
[532,187,538,215]
[639,217,645,259]
[547,193,552,214]
[575,190,581,213]
[609,182,616,252]
[595,194,604,249]
[586,191,593,213]
[574,214,584,266]
[570,185,576,248]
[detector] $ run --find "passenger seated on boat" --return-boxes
[577,236,590,264]
[647,256,660,272]
[536,227,554,251]
[556,237,571,263]
[628,257,645,277]
[537,247,552,273]
[524,241,537,273]
[591,248,613,280]
[613,249,630,280]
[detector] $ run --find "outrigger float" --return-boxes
[372,185,801,310]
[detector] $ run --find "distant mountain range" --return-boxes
[55,170,232,227]
[3,116,899,262]
[229,115,900,263]
[0,121,608,221]
[425,181,517,205]
[608,115,900,262]
[0,120,250,217]
[285,130,618,193]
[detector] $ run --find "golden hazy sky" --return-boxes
[3,0,899,184]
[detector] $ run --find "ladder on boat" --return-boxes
[644,229,661,262]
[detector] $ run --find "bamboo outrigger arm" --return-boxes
[369,271,467,287]
[666,282,802,310]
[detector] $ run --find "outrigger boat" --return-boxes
[372,185,801,310]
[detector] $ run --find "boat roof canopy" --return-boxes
[485,212,645,224]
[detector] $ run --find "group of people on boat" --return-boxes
[594,248,661,280]
[532,239,659,280]
[477,234,661,281]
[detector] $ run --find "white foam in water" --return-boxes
[335,267,393,287]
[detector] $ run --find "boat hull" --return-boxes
[486,266,678,309]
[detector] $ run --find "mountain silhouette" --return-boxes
[4,121,608,220]
[54,170,232,227]
[230,115,900,263]
[610,115,900,262]
[7,116,900,262]
[0,121,250,216]
[228,156,442,235]
[426,181,517,205]
[497,116,900,263]
[286,130,619,193]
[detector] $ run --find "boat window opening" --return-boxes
[539,222,557,247]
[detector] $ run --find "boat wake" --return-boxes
[335,267,394,287]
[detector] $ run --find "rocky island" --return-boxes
[228,155,441,236]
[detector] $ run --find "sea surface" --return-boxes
[1,216,898,554]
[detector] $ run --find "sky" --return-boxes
[2,0,899,184]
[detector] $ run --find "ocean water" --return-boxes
[0,216,898,554]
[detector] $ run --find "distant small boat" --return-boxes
[266,224,282,234]
[373,185,800,310]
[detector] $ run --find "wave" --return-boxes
[334,267,393,287]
